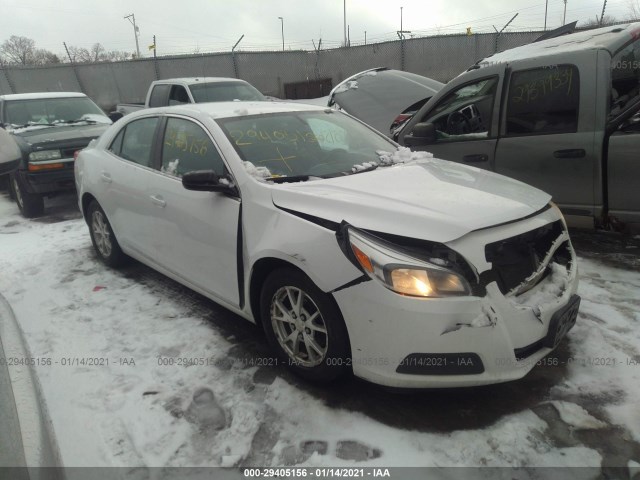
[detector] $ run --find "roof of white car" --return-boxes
[0,92,87,101]
[145,101,327,120]
[482,22,640,65]
[152,77,247,85]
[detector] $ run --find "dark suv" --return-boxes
[0,92,111,217]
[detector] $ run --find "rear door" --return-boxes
[493,51,600,217]
[101,116,161,258]
[607,36,640,224]
[398,63,506,171]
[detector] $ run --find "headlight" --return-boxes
[29,150,62,162]
[345,227,471,298]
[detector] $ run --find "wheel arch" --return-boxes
[249,257,302,330]
[248,256,353,358]
[81,192,97,223]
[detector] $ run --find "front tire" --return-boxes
[10,172,44,218]
[87,201,127,268]
[260,268,350,382]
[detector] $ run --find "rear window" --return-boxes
[505,65,580,136]
[190,82,265,103]
[148,84,170,108]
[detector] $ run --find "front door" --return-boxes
[148,116,241,306]
[399,64,506,171]
[494,52,600,217]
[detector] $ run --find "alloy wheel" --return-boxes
[92,210,113,258]
[270,286,329,367]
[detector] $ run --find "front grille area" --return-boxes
[484,220,568,295]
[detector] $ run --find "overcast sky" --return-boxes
[0,0,638,57]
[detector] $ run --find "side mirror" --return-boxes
[182,170,237,195]
[0,127,21,175]
[403,122,437,146]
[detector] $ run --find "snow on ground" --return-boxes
[1,192,640,472]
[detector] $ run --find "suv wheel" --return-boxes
[88,201,128,267]
[9,172,44,218]
[260,268,351,382]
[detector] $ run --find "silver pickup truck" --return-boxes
[333,23,640,230]
[110,77,266,120]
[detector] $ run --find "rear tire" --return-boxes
[10,172,44,218]
[260,268,350,383]
[87,201,128,268]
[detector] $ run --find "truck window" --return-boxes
[160,117,225,177]
[149,84,171,108]
[610,38,640,120]
[419,77,498,142]
[168,86,190,106]
[505,65,579,136]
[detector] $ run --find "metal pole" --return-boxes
[231,34,244,79]
[599,0,608,25]
[343,0,347,47]
[400,6,403,37]
[364,31,367,45]
[563,0,567,26]
[124,14,141,58]
[278,17,284,51]
[544,0,549,30]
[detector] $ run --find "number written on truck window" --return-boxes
[506,65,580,136]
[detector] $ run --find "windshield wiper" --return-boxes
[348,163,379,175]
[60,118,98,125]
[270,175,313,183]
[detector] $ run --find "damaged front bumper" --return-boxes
[332,205,579,388]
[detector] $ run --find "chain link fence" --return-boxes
[0,30,544,110]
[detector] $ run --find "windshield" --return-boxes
[2,97,110,127]
[191,82,266,103]
[217,110,395,178]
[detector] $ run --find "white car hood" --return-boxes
[270,159,551,243]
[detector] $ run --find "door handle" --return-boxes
[463,154,488,163]
[553,149,586,158]
[100,172,112,183]
[150,195,166,208]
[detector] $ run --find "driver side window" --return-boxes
[421,77,498,142]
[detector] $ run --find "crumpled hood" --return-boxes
[270,159,551,243]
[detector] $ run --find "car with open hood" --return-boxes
[75,101,579,388]
[0,92,112,217]
[328,67,444,136]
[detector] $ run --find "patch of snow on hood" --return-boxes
[7,124,52,134]
[234,108,249,116]
[377,146,434,165]
[333,80,358,94]
[242,161,272,180]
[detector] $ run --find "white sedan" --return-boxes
[75,102,579,388]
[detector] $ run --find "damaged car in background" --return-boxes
[75,101,579,388]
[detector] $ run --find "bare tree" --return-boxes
[581,14,619,28]
[32,49,60,66]
[1,35,36,65]
[66,43,131,63]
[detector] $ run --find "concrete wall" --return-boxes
[0,31,541,111]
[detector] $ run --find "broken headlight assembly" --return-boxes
[340,226,472,298]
